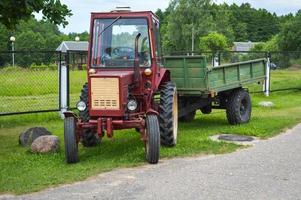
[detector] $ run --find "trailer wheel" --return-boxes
[145,114,160,164]
[159,82,178,147]
[226,89,252,125]
[179,111,196,122]
[201,105,212,114]
[64,117,79,164]
[79,83,100,147]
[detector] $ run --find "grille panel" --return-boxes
[91,78,119,109]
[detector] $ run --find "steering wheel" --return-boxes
[112,47,135,59]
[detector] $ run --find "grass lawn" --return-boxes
[1,69,301,194]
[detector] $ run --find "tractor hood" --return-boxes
[88,70,142,117]
[89,70,136,85]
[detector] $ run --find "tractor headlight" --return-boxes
[76,101,87,111]
[127,99,137,111]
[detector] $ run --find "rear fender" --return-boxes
[155,68,170,89]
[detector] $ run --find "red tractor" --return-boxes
[64,9,178,164]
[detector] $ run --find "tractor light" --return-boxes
[76,101,87,111]
[127,99,137,111]
[144,68,152,76]
[89,68,96,74]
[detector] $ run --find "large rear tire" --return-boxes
[64,117,79,164]
[79,83,100,147]
[159,82,178,147]
[145,115,160,164]
[226,89,252,125]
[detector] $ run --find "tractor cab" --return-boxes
[89,9,161,69]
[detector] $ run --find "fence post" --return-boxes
[264,52,271,97]
[213,52,219,67]
[59,51,69,118]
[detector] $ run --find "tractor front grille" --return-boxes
[91,77,119,110]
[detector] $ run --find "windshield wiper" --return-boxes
[98,16,121,37]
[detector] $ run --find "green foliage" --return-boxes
[199,32,229,52]
[251,42,265,51]
[263,35,280,51]
[158,0,287,52]
[66,31,90,41]
[251,35,280,52]
[278,11,301,51]
[0,0,72,29]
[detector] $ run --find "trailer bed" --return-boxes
[163,56,266,95]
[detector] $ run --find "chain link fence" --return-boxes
[0,50,300,116]
[0,51,61,115]
[0,50,87,116]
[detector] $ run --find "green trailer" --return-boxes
[164,55,266,124]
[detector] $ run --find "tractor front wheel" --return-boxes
[159,82,178,147]
[145,114,160,164]
[64,117,79,164]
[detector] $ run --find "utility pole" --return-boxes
[191,25,195,56]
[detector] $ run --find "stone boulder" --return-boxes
[19,127,52,146]
[31,135,60,153]
[258,101,275,107]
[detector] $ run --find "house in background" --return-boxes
[56,41,89,69]
[233,41,259,52]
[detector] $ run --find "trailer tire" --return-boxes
[201,105,212,114]
[64,117,79,164]
[159,82,178,147]
[179,111,196,122]
[145,114,160,164]
[226,89,252,125]
[79,83,100,147]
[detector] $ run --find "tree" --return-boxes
[164,0,216,52]
[16,30,46,67]
[199,32,229,52]
[0,0,72,29]
[279,11,301,51]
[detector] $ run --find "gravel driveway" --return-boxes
[2,124,301,200]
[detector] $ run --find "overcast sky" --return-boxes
[55,0,301,34]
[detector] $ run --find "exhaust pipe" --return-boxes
[134,33,141,84]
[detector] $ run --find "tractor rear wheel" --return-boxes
[226,89,252,125]
[64,117,79,164]
[159,82,178,147]
[145,114,160,164]
[79,83,100,147]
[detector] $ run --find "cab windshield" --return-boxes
[91,18,151,68]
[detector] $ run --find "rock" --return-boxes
[19,127,52,146]
[258,101,274,107]
[31,135,60,153]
